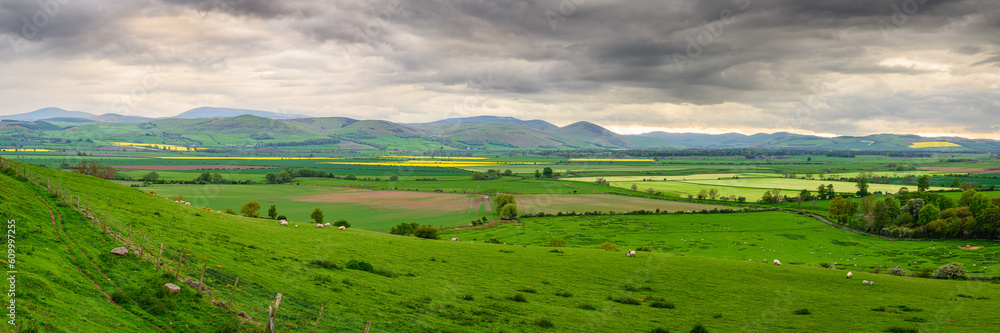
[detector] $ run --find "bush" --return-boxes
[554,291,572,297]
[111,290,130,304]
[650,301,675,309]
[548,237,566,247]
[519,287,537,293]
[461,294,474,301]
[793,308,811,315]
[414,225,439,239]
[914,267,934,278]
[534,316,554,329]
[309,259,341,270]
[690,323,709,333]
[224,208,237,215]
[578,303,597,310]
[598,242,618,251]
[903,317,926,323]
[608,296,641,305]
[510,293,527,302]
[888,266,906,276]
[345,260,374,272]
[636,246,653,252]
[819,262,835,269]
[332,219,350,228]
[275,215,287,220]
[934,261,968,280]
[373,267,398,278]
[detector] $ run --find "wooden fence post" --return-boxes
[268,293,283,333]
[156,244,163,270]
[175,251,183,279]
[126,225,132,247]
[199,264,206,293]
[364,321,372,333]
[312,306,324,333]
[229,277,239,308]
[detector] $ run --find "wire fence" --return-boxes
[1,158,405,332]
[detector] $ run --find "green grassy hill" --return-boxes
[0,162,246,332]
[5,159,1000,332]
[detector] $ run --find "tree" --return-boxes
[240,201,261,218]
[267,204,277,219]
[934,261,968,280]
[829,197,858,219]
[548,237,566,247]
[631,184,638,191]
[390,222,420,236]
[855,176,870,197]
[333,219,350,228]
[534,169,541,178]
[816,184,828,200]
[311,207,324,224]
[826,184,834,197]
[502,169,513,176]
[277,170,293,183]
[389,174,399,181]
[345,173,357,180]
[760,191,775,204]
[917,204,940,226]
[499,203,518,220]
[697,189,709,200]
[542,167,554,178]
[799,189,812,201]
[142,171,159,182]
[414,225,439,239]
[265,172,278,184]
[951,178,962,188]
[917,175,930,191]
[493,193,516,214]
[708,189,719,200]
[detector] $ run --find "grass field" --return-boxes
[443,212,1000,276]
[12,161,1000,332]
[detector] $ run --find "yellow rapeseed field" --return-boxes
[379,156,487,160]
[0,148,52,152]
[152,156,342,160]
[568,158,655,162]
[111,142,205,151]
[322,161,533,167]
[909,142,961,148]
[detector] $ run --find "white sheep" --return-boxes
[869,281,874,285]
[847,272,852,279]
[773,259,781,266]
[338,226,346,230]
[295,225,298,228]
[863,280,869,285]
[451,238,458,241]
[316,223,323,228]
[280,221,288,226]
[325,223,331,227]
[184,202,191,206]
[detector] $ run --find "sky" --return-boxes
[1,0,998,138]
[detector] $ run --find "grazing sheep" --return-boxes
[773,259,781,266]
[847,272,852,279]
[869,281,874,285]
[451,238,458,241]
[325,223,331,227]
[338,226,346,230]
[316,223,323,228]
[295,225,298,228]
[863,280,869,285]
[184,202,191,206]
[280,221,288,226]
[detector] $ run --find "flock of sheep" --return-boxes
[276,219,347,230]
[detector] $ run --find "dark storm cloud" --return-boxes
[0,0,998,137]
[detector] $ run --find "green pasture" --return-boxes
[10,161,1000,332]
[443,212,1000,277]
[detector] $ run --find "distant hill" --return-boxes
[2,107,95,121]
[172,107,309,119]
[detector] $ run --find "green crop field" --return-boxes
[7,160,1000,332]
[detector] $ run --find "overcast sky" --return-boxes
[1,0,998,138]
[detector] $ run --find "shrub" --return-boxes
[309,259,341,270]
[598,242,618,251]
[934,262,968,280]
[414,225,439,239]
[819,262,835,269]
[871,306,886,312]
[519,287,537,293]
[554,291,572,297]
[914,267,934,278]
[548,237,566,247]
[240,201,260,217]
[690,323,709,333]
[373,268,398,278]
[903,317,926,323]
[332,219,350,228]
[276,215,287,220]
[510,293,527,302]
[608,296,641,305]
[345,260,374,272]
[650,301,675,309]
[793,308,811,315]
[578,303,597,310]
[884,327,918,333]
[636,246,653,252]
[461,294,474,301]
[888,266,906,276]
[111,290,130,304]
[310,208,324,224]
[533,316,554,329]
[224,208,237,215]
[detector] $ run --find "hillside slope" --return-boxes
[11,161,1000,332]
[0,162,246,332]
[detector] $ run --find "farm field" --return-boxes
[443,212,1000,277]
[9,161,1000,332]
[514,194,727,214]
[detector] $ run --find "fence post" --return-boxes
[199,264,206,294]
[175,251,183,279]
[312,306,324,333]
[229,277,239,308]
[268,293,283,333]
[157,244,163,270]
[114,218,119,240]
[141,233,147,258]
[364,321,372,333]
